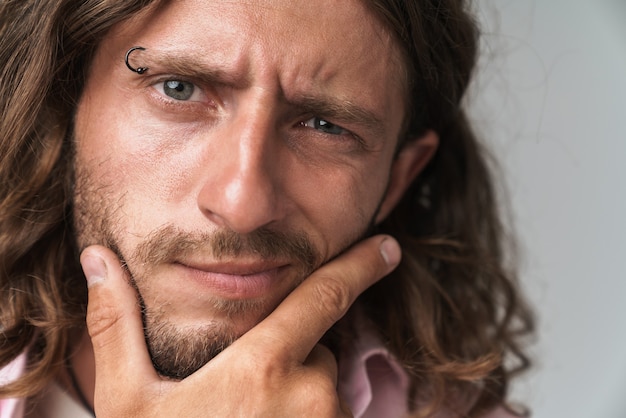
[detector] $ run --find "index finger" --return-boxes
[248,235,401,363]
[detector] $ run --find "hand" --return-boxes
[81,235,401,417]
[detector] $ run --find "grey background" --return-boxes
[470,1,626,417]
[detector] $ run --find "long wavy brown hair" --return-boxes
[0,0,534,416]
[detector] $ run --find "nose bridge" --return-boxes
[197,92,282,233]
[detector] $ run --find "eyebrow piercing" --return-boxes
[125,46,149,74]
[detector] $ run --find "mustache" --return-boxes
[123,225,321,276]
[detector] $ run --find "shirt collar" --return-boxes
[337,310,410,418]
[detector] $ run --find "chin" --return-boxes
[139,294,280,380]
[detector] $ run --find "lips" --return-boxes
[173,259,290,300]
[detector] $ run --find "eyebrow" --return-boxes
[286,94,387,140]
[142,51,251,88]
[140,51,388,139]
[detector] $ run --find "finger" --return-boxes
[304,344,338,384]
[250,235,401,363]
[81,245,158,393]
[287,344,342,415]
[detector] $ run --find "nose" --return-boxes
[196,98,286,234]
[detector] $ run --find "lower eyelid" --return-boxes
[147,88,220,116]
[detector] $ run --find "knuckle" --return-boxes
[314,344,338,367]
[86,299,124,343]
[312,274,353,319]
[295,375,341,415]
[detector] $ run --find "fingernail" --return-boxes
[380,237,401,268]
[81,253,106,287]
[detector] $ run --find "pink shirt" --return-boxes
[336,318,515,418]
[0,353,26,418]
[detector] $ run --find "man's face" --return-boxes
[73,0,408,378]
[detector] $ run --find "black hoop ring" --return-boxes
[125,46,148,74]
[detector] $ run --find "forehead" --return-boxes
[97,0,408,139]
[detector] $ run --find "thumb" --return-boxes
[81,245,158,396]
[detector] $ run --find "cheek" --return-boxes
[73,106,179,249]
[76,94,195,201]
[287,160,391,257]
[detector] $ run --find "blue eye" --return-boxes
[162,80,195,100]
[302,117,347,135]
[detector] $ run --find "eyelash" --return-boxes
[298,117,367,152]
[149,76,216,108]
[300,117,349,136]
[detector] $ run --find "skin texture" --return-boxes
[71,0,437,414]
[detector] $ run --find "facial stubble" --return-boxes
[72,153,384,380]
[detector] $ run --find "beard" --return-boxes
[131,225,320,380]
[72,166,325,380]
